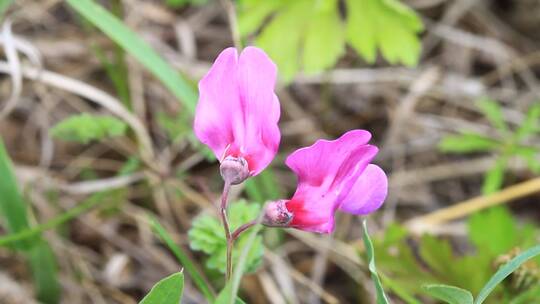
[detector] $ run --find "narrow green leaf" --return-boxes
[302,0,345,74]
[0,137,60,303]
[515,103,540,140]
[438,133,500,153]
[140,272,184,304]
[513,146,540,173]
[28,241,61,304]
[481,157,507,194]
[0,137,34,249]
[476,98,508,132]
[362,219,390,304]
[475,245,540,304]
[66,0,198,113]
[422,284,474,304]
[0,192,110,247]
[51,114,128,144]
[149,215,215,302]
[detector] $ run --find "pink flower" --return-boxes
[262,130,387,233]
[194,47,280,184]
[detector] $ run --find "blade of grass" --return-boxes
[0,137,34,249]
[28,241,61,304]
[65,0,198,113]
[0,137,60,303]
[0,191,111,247]
[362,219,390,304]
[149,215,215,302]
[475,245,540,304]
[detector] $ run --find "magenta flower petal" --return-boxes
[280,130,380,233]
[339,164,388,215]
[194,47,280,177]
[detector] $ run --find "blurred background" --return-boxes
[0,0,540,303]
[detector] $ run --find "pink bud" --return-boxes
[220,156,249,185]
[262,200,293,227]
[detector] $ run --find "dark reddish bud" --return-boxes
[262,200,293,227]
[220,156,250,185]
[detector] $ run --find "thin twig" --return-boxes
[406,176,540,233]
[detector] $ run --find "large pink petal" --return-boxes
[284,130,378,233]
[285,130,373,192]
[338,164,388,215]
[194,48,240,161]
[235,47,280,175]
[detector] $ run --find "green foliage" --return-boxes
[439,99,540,194]
[149,215,215,302]
[374,207,540,302]
[362,220,390,304]
[165,0,208,7]
[188,201,264,274]
[139,272,184,304]
[0,137,60,304]
[438,133,500,153]
[66,0,198,113]
[422,284,473,304]
[422,245,540,304]
[238,0,423,81]
[51,114,127,144]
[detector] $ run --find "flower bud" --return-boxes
[262,200,293,227]
[220,156,250,185]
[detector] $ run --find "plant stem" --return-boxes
[231,220,256,241]
[220,181,233,281]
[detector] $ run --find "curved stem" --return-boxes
[231,220,256,241]
[220,181,233,281]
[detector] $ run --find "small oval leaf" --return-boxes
[140,272,184,304]
[423,284,474,304]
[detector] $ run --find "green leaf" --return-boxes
[302,0,345,74]
[254,0,311,82]
[149,215,215,302]
[140,272,184,304]
[0,0,14,18]
[515,103,540,140]
[513,146,540,173]
[66,0,198,113]
[0,137,34,249]
[28,241,61,304]
[362,219,390,304]
[238,0,285,36]
[51,114,127,144]
[188,201,264,274]
[165,0,208,7]
[475,245,540,304]
[422,284,474,304]
[476,98,508,132]
[0,138,60,303]
[346,0,423,66]
[438,133,500,153]
[468,206,517,257]
[482,157,507,194]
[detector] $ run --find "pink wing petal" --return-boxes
[236,47,280,175]
[284,130,378,233]
[285,129,372,191]
[194,48,240,160]
[338,164,388,215]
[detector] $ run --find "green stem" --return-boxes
[0,192,109,247]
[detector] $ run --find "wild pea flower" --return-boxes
[262,130,388,233]
[194,47,280,185]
